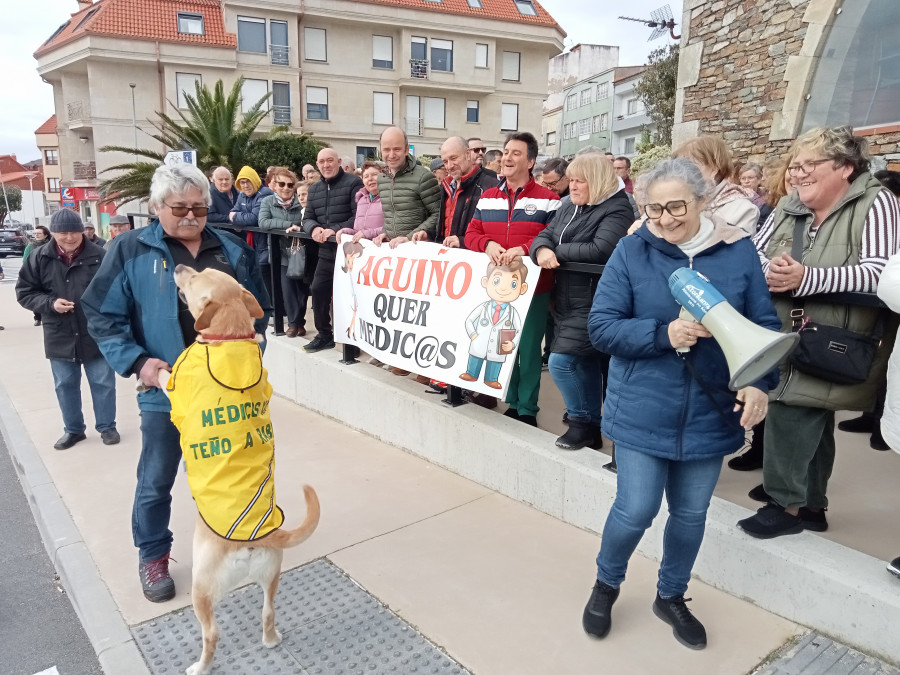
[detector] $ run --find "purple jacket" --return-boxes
[339,188,384,239]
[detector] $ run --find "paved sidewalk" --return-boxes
[0,279,894,675]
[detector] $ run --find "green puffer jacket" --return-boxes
[764,173,898,411]
[378,155,441,239]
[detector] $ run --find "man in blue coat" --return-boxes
[82,163,271,603]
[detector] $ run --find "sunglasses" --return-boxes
[275,181,295,188]
[644,200,694,218]
[470,147,487,154]
[164,203,209,217]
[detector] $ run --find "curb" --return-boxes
[0,383,149,675]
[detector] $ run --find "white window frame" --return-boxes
[501,103,518,132]
[475,43,488,69]
[546,131,556,146]
[304,27,327,62]
[467,100,479,123]
[306,86,328,120]
[597,82,609,99]
[372,35,393,69]
[626,97,642,115]
[502,51,521,82]
[624,136,636,154]
[600,112,609,131]
[565,93,577,111]
[431,38,453,73]
[237,16,267,54]
[241,79,269,113]
[373,92,393,125]
[580,89,592,106]
[423,96,446,129]
[175,72,202,109]
[177,12,204,35]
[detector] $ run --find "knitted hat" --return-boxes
[50,209,85,233]
[235,165,262,192]
[109,215,130,226]
[429,157,444,172]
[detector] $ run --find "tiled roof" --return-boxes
[35,0,235,58]
[613,66,647,83]
[34,115,57,136]
[353,0,563,32]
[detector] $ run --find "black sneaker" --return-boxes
[837,414,875,434]
[888,557,900,579]
[503,407,520,420]
[747,483,773,503]
[653,594,707,650]
[518,414,538,427]
[101,429,121,445]
[737,503,803,539]
[555,419,594,450]
[139,554,175,602]
[54,432,86,450]
[304,333,335,353]
[582,580,620,638]
[798,507,828,532]
[870,427,891,451]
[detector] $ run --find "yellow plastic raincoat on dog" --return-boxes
[167,340,284,540]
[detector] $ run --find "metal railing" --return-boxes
[273,105,291,125]
[410,58,429,79]
[270,44,289,66]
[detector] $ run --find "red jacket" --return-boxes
[465,177,561,293]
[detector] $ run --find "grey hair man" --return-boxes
[208,166,239,225]
[82,162,271,605]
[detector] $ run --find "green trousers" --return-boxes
[763,401,836,509]
[505,291,550,417]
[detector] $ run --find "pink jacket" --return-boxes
[339,188,384,239]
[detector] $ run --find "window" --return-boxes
[502,51,521,81]
[373,35,393,69]
[546,131,556,146]
[406,96,421,135]
[176,73,202,109]
[411,36,427,61]
[356,146,378,165]
[47,177,60,193]
[374,92,393,125]
[514,0,537,16]
[75,7,100,31]
[597,82,609,99]
[304,27,327,61]
[423,97,446,129]
[626,97,642,115]
[580,89,592,106]
[592,113,608,132]
[237,16,266,53]
[177,12,204,35]
[565,93,577,111]
[431,39,453,72]
[501,103,518,131]
[467,100,479,123]
[241,79,269,113]
[624,137,636,154]
[272,81,291,125]
[306,86,328,120]
[44,149,59,166]
[578,118,591,136]
[467,0,483,6]
[270,21,289,65]
[475,43,488,69]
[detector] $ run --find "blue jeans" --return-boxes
[134,411,183,562]
[49,358,116,434]
[548,352,604,423]
[466,355,503,383]
[595,445,722,598]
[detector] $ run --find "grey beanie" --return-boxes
[50,209,85,233]
[429,157,444,172]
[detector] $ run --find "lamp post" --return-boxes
[129,83,137,159]
[24,173,39,227]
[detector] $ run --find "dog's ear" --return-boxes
[241,289,265,319]
[194,299,219,331]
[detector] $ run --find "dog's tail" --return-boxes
[262,485,320,549]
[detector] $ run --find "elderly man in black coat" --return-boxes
[16,209,118,450]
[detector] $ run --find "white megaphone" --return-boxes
[668,267,799,391]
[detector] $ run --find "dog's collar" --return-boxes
[197,333,257,342]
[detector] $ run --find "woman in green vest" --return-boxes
[737,125,900,539]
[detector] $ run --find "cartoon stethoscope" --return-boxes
[477,303,514,328]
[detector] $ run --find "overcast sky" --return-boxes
[0,0,682,162]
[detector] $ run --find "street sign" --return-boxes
[61,187,77,210]
[163,150,198,167]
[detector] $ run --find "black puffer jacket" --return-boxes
[303,168,363,259]
[15,237,106,362]
[530,190,633,355]
[438,167,499,247]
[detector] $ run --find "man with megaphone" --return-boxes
[580,158,783,651]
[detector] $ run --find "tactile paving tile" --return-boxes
[758,632,900,675]
[132,559,468,675]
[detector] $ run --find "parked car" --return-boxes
[0,225,27,257]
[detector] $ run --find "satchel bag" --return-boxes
[286,237,307,279]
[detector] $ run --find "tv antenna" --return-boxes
[619,4,681,41]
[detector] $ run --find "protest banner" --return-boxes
[332,236,541,397]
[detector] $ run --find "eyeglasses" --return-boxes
[469,147,486,154]
[644,200,694,218]
[164,203,209,217]
[787,159,832,175]
[541,177,565,190]
[275,181,295,188]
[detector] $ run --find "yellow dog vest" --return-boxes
[167,340,284,540]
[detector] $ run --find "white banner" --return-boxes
[332,237,540,397]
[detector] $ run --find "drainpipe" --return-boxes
[156,41,168,151]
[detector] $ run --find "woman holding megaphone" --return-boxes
[581,157,782,650]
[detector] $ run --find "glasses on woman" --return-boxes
[644,200,694,218]
[787,159,832,175]
[164,204,209,217]
[275,181,295,188]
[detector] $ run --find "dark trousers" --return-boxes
[311,252,335,336]
[259,263,274,313]
[281,265,311,328]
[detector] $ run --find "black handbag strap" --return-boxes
[678,351,742,427]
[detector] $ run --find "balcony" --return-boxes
[410,59,429,79]
[273,105,291,126]
[612,111,651,132]
[66,100,91,130]
[270,44,289,66]
[403,117,423,137]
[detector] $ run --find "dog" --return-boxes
[165,265,320,675]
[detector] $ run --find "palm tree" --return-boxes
[99,77,286,205]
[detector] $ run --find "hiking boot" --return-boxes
[798,506,828,532]
[737,503,803,539]
[747,484,772,503]
[303,333,335,353]
[139,554,175,602]
[888,557,900,579]
[653,594,707,650]
[870,426,891,451]
[837,413,875,434]
[100,429,121,445]
[54,432,86,450]
[555,418,594,450]
[582,580,620,638]
[728,427,764,471]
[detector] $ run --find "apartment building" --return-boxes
[35,0,564,209]
[557,68,615,158]
[610,66,650,159]
[34,115,62,218]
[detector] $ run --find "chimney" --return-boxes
[77,0,92,10]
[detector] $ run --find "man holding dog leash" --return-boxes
[83,163,271,603]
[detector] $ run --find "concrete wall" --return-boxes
[546,44,619,111]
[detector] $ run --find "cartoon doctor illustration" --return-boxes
[460,260,528,389]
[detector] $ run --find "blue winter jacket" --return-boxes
[588,220,781,460]
[230,186,274,265]
[81,221,272,413]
